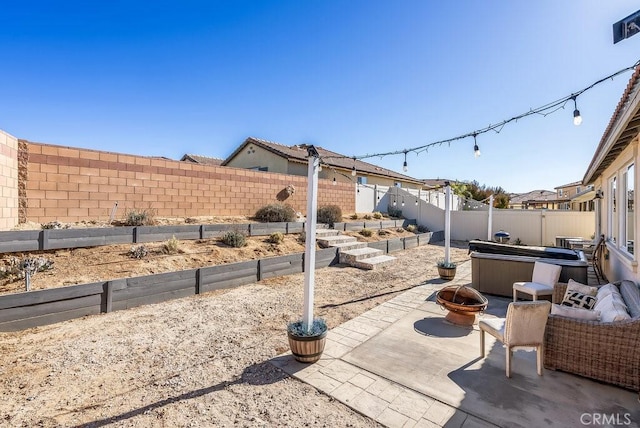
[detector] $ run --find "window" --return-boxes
[623,164,635,254]
[558,189,564,197]
[357,176,367,185]
[576,186,581,194]
[609,177,617,244]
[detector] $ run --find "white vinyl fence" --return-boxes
[357,186,595,246]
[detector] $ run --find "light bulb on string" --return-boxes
[402,151,408,172]
[393,199,397,207]
[332,177,336,186]
[351,157,357,176]
[318,163,323,172]
[473,134,481,158]
[401,198,405,207]
[415,198,418,206]
[572,96,582,126]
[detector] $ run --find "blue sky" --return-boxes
[1,1,639,193]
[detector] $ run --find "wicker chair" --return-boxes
[544,281,640,392]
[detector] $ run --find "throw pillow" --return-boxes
[551,304,600,321]
[599,300,631,323]
[566,279,598,296]
[596,283,618,300]
[561,291,597,310]
[620,281,640,318]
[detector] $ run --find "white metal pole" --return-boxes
[303,149,319,332]
[487,194,494,241]
[444,183,451,264]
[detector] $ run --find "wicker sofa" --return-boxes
[544,281,640,392]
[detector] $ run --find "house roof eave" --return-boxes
[583,66,640,185]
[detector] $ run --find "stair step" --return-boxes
[353,255,397,270]
[315,229,341,238]
[331,241,368,251]
[317,235,358,248]
[339,247,384,264]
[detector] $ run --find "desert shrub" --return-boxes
[254,203,296,222]
[296,232,306,244]
[363,214,372,220]
[349,213,359,220]
[359,228,373,237]
[396,228,405,233]
[378,229,390,236]
[0,256,54,280]
[317,205,342,226]
[124,209,156,226]
[128,245,148,259]
[41,221,68,230]
[417,225,430,233]
[405,224,417,233]
[267,232,285,245]
[387,207,403,218]
[222,230,247,248]
[372,212,382,219]
[163,235,180,254]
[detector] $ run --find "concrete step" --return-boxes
[330,241,368,251]
[315,229,341,238]
[339,247,384,264]
[353,255,397,270]
[317,235,358,248]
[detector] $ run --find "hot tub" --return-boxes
[468,240,588,297]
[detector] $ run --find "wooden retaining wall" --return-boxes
[0,232,435,331]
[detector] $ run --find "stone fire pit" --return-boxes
[436,285,488,326]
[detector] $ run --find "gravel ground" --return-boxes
[0,242,469,427]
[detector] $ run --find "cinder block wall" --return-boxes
[22,141,355,223]
[0,130,19,230]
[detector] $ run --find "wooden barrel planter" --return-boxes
[287,330,328,363]
[437,266,457,280]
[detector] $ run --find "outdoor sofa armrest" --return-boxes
[544,312,640,392]
[551,282,568,304]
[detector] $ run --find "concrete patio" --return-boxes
[271,261,640,427]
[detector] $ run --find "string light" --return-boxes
[402,151,408,172]
[473,134,481,158]
[315,59,639,165]
[393,198,397,207]
[415,198,418,206]
[332,177,336,186]
[572,96,582,126]
[351,157,357,176]
[318,163,322,172]
[401,197,405,207]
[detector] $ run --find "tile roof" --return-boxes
[583,65,640,184]
[180,154,224,166]
[223,137,424,184]
[509,190,558,204]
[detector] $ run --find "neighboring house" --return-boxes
[583,66,640,282]
[554,181,595,211]
[180,154,224,166]
[508,190,559,209]
[221,136,425,189]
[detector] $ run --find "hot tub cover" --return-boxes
[468,240,581,261]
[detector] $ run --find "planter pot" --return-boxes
[438,266,457,280]
[287,330,328,363]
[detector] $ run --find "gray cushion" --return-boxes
[620,280,640,318]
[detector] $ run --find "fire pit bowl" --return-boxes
[436,285,488,326]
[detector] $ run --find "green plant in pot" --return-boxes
[437,260,457,280]
[287,317,328,363]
